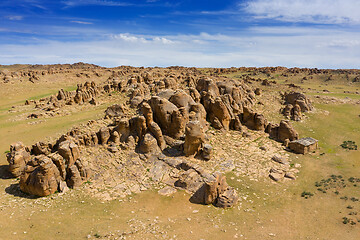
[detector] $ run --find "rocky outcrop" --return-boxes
[188,172,238,208]
[266,120,299,143]
[7,138,88,196]
[281,92,313,121]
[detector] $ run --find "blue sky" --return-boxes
[0,0,359,68]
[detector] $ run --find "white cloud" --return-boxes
[5,15,24,21]
[70,20,93,25]
[111,33,174,44]
[244,0,360,24]
[63,0,132,7]
[1,28,360,68]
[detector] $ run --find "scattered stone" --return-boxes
[158,186,177,196]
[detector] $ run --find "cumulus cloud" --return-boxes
[244,0,360,24]
[1,27,360,69]
[111,33,174,44]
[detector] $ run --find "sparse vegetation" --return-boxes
[301,191,314,199]
[340,141,357,150]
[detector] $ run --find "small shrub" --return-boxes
[301,191,314,199]
[340,141,357,150]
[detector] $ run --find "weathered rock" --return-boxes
[130,116,147,142]
[66,164,82,188]
[89,97,97,105]
[138,133,160,154]
[269,168,285,181]
[285,172,296,180]
[58,140,80,167]
[110,131,120,144]
[20,156,61,196]
[148,122,166,150]
[98,127,110,145]
[169,90,195,112]
[32,141,51,156]
[6,142,31,177]
[184,121,205,157]
[196,78,220,97]
[175,169,203,193]
[284,92,312,112]
[281,92,313,120]
[130,95,143,108]
[168,107,188,139]
[49,153,66,180]
[271,155,289,165]
[202,144,213,161]
[215,188,239,208]
[278,120,299,142]
[105,104,125,118]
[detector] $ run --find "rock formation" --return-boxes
[281,92,313,121]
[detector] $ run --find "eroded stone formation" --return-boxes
[280,92,313,121]
[7,138,88,197]
[7,69,303,208]
[25,81,100,118]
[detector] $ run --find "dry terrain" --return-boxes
[0,64,360,239]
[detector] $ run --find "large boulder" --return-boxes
[6,142,31,177]
[58,140,80,167]
[278,120,299,142]
[98,127,110,145]
[190,173,238,208]
[66,160,88,188]
[241,107,267,131]
[19,156,61,196]
[169,90,195,112]
[196,78,220,97]
[105,104,125,118]
[183,121,205,157]
[138,133,160,154]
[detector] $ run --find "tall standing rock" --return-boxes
[278,120,299,142]
[6,142,31,177]
[58,140,80,167]
[184,121,205,157]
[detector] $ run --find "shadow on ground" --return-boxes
[5,183,39,199]
[0,165,14,179]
